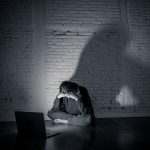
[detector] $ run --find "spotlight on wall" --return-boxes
[116,85,137,107]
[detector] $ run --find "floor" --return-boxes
[0,117,150,150]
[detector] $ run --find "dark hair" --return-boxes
[59,81,79,94]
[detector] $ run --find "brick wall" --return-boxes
[0,0,150,120]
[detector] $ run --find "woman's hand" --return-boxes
[57,92,79,101]
[57,93,65,98]
[65,93,79,101]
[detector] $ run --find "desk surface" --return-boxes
[0,118,150,150]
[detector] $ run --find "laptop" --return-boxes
[15,111,59,138]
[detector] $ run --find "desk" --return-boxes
[0,118,150,150]
[0,121,95,150]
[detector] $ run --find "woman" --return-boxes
[47,81,95,126]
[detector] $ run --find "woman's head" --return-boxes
[59,81,79,95]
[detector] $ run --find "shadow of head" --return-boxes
[70,24,129,112]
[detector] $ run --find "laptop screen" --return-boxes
[15,111,46,138]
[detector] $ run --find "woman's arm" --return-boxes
[47,97,73,120]
[63,94,95,126]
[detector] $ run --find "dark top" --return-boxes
[48,86,95,126]
[52,96,93,115]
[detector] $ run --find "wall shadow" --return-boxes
[70,23,150,114]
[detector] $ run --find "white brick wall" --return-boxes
[0,0,37,121]
[0,0,150,121]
